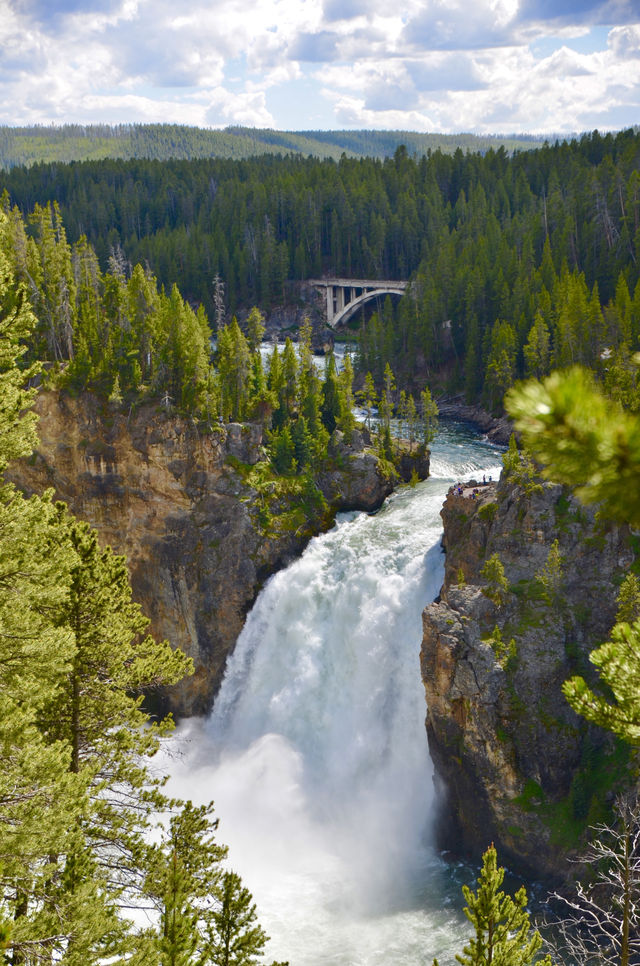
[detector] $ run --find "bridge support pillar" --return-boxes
[326,287,334,324]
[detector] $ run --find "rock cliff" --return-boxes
[421,471,636,881]
[11,391,425,716]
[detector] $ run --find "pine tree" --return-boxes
[0,210,97,962]
[0,237,40,470]
[441,845,553,966]
[337,352,356,442]
[535,539,564,606]
[357,371,377,430]
[419,386,439,447]
[269,425,296,475]
[321,352,341,434]
[205,871,268,966]
[291,415,313,472]
[616,573,640,624]
[41,510,193,914]
[245,306,265,354]
[480,553,509,607]
[145,801,227,966]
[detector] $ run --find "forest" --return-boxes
[0,123,543,171]
[1,127,640,418]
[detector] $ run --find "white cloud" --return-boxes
[608,23,640,57]
[0,0,639,132]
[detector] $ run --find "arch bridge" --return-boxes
[309,277,408,328]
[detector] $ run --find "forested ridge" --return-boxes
[2,127,640,416]
[0,123,543,171]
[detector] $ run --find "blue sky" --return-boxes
[1,0,639,133]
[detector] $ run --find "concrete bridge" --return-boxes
[309,277,408,328]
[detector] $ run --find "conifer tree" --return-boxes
[42,511,193,893]
[439,845,552,966]
[245,306,265,354]
[205,871,268,966]
[321,351,341,434]
[419,387,439,447]
[357,372,377,430]
[145,801,227,966]
[480,553,509,607]
[337,352,356,442]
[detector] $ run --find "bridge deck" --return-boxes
[308,277,407,288]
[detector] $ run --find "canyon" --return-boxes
[9,390,427,715]
[422,469,636,880]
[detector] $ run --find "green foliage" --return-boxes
[501,435,543,496]
[419,386,439,445]
[535,539,564,606]
[563,620,640,743]
[0,233,271,966]
[357,372,377,429]
[506,367,640,527]
[205,870,268,966]
[480,553,510,607]
[441,845,553,966]
[483,625,518,670]
[616,573,640,623]
[144,801,227,966]
[478,502,497,523]
[4,128,640,406]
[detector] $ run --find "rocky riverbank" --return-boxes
[10,391,427,716]
[421,467,635,881]
[436,396,513,445]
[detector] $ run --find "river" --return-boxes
[163,422,503,965]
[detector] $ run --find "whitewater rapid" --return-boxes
[162,423,503,965]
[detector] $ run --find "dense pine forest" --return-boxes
[2,127,640,416]
[0,123,543,171]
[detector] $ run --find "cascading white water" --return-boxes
[164,423,503,965]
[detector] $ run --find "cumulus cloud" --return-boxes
[406,55,488,91]
[0,0,639,133]
[402,0,518,51]
[608,23,640,56]
[288,30,341,62]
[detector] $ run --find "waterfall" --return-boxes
[163,423,503,965]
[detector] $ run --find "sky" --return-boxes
[1,0,639,134]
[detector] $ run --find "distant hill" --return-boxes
[0,123,548,169]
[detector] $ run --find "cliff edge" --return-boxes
[10,391,427,716]
[421,471,635,881]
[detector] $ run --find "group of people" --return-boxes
[452,473,493,499]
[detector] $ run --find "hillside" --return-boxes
[0,122,546,169]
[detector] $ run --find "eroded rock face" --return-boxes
[421,475,635,881]
[10,392,414,716]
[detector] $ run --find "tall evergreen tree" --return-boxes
[439,845,553,966]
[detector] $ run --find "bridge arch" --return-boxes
[309,277,408,329]
[332,287,406,328]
